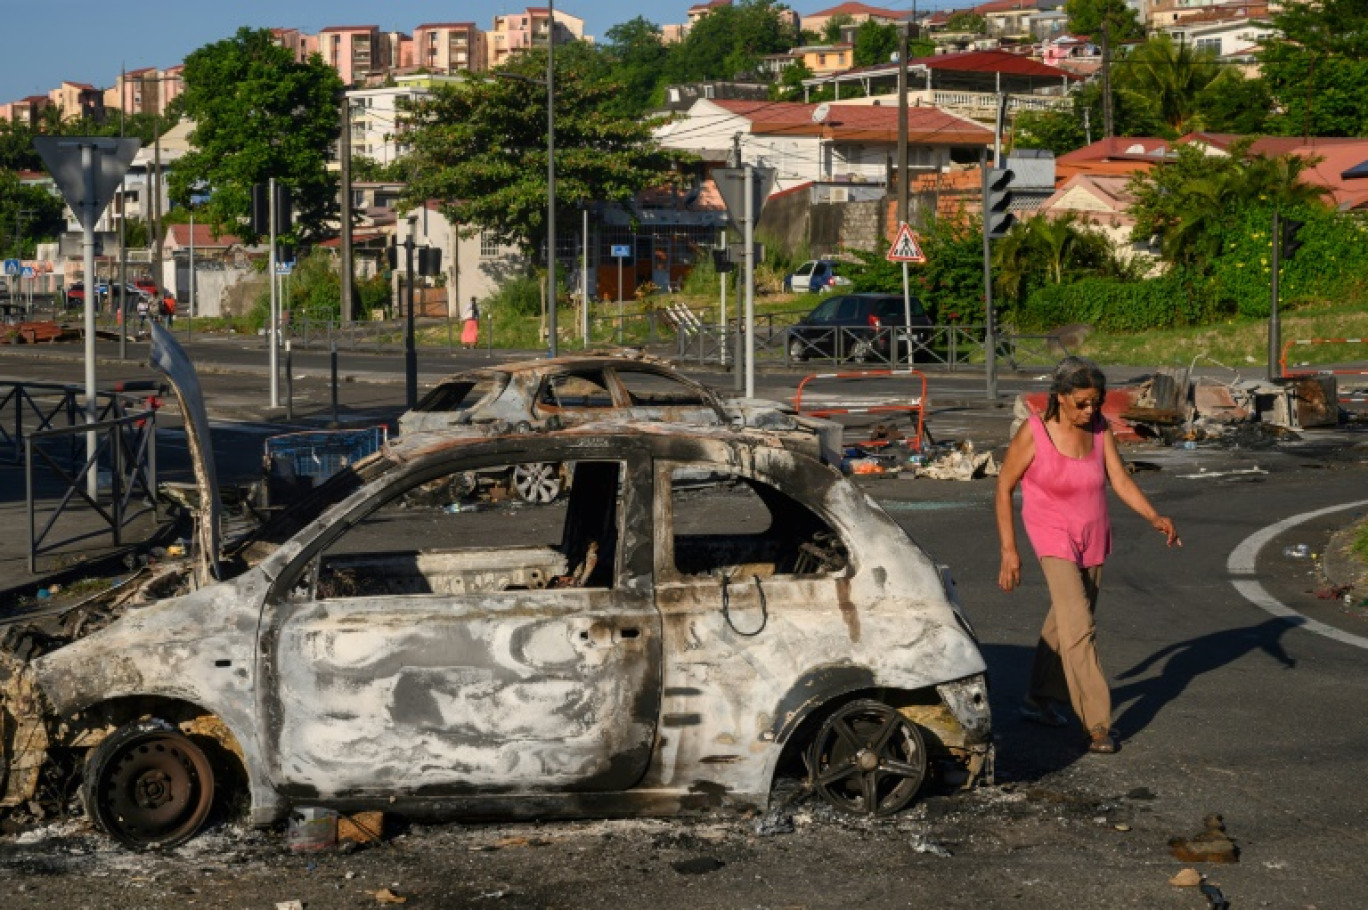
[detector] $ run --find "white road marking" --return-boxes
[1227,499,1368,650]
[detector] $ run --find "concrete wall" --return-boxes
[761,189,887,259]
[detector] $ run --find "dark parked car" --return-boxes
[787,293,933,363]
[783,259,852,294]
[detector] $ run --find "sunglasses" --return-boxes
[1069,397,1101,411]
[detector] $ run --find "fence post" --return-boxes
[25,435,35,574]
[111,423,122,546]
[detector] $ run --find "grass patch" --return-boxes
[1073,300,1368,369]
[1354,518,1368,566]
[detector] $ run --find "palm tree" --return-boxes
[1114,36,1222,135]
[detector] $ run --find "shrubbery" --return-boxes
[1018,271,1226,332]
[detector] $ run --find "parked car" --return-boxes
[787,293,933,363]
[0,332,992,848]
[784,259,852,294]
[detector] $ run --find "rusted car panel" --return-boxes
[148,323,222,585]
[10,420,990,843]
[397,357,727,435]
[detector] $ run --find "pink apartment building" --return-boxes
[488,7,585,68]
[414,22,486,74]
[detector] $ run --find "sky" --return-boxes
[0,0,930,105]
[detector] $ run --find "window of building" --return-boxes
[480,232,501,259]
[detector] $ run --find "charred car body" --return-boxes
[0,331,992,849]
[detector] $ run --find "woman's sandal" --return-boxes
[1088,727,1118,754]
[1020,700,1070,728]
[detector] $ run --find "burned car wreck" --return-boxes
[0,333,992,850]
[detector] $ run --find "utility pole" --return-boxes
[545,0,558,358]
[1101,20,1113,139]
[981,149,997,402]
[118,63,128,358]
[269,177,279,408]
[339,93,354,324]
[152,126,162,294]
[404,216,418,408]
[897,22,910,227]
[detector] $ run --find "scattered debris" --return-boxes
[1200,882,1232,910]
[339,811,385,846]
[275,901,305,910]
[287,807,338,853]
[1283,544,1312,559]
[914,442,999,481]
[1169,867,1203,887]
[371,887,408,904]
[1168,814,1240,864]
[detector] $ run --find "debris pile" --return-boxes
[1017,364,1346,447]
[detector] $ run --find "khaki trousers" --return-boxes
[1029,558,1110,733]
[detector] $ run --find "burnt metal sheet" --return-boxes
[147,323,221,584]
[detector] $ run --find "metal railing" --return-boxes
[0,381,161,465]
[672,320,1071,370]
[24,398,160,574]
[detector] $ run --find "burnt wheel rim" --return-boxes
[512,462,561,503]
[808,701,927,816]
[95,732,214,848]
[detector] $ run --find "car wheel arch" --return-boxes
[70,696,253,810]
[765,680,943,779]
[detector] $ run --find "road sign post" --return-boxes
[33,136,140,496]
[712,165,776,397]
[886,223,927,367]
[611,243,630,344]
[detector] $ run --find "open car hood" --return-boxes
[148,323,222,585]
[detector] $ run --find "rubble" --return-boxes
[1168,814,1240,863]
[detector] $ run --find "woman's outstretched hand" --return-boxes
[999,549,1022,591]
[1153,516,1181,548]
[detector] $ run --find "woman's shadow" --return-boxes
[1111,616,1300,737]
[982,618,1299,781]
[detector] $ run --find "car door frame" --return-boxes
[255,438,663,801]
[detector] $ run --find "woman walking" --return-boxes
[462,296,480,349]
[996,357,1180,754]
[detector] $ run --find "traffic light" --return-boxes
[418,246,442,276]
[985,167,1016,240]
[711,248,734,274]
[250,183,269,235]
[1280,218,1306,261]
[250,183,293,236]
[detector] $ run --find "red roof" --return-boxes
[1057,137,1173,165]
[414,22,477,30]
[168,224,242,248]
[920,48,1083,81]
[708,99,991,145]
[807,2,907,17]
[974,0,1043,13]
[320,25,379,33]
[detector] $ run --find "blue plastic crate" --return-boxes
[265,427,387,482]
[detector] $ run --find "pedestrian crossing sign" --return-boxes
[886,223,927,263]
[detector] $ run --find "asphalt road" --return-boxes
[2,336,1367,908]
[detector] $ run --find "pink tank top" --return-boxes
[1021,413,1111,567]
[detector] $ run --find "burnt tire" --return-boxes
[806,699,927,816]
[83,718,216,849]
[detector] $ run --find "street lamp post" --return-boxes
[545,0,557,358]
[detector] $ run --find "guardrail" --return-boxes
[20,388,161,573]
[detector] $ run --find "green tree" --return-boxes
[168,27,345,243]
[666,0,798,82]
[822,14,855,44]
[1065,0,1144,40]
[1128,143,1331,268]
[602,17,669,117]
[0,169,66,258]
[945,12,987,33]
[1260,0,1368,137]
[992,214,1129,311]
[775,60,815,101]
[1014,107,1089,157]
[1112,36,1222,135]
[1195,70,1273,134]
[0,121,41,172]
[852,20,898,67]
[401,49,692,255]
